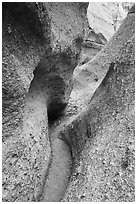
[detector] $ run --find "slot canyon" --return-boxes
[2,2,135,202]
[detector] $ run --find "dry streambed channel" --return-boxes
[40,75,101,201]
[41,117,75,202]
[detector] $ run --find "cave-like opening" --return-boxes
[30,63,67,126]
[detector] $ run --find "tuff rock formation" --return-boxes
[61,5,135,202]
[2,2,88,201]
[2,2,135,202]
[87,2,127,41]
[79,2,128,66]
[72,3,135,112]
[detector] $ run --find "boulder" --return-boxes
[61,6,135,202]
[2,2,88,201]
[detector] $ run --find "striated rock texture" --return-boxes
[73,3,135,111]
[62,6,135,202]
[79,3,134,69]
[79,3,128,66]
[2,2,88,201]
[87,2,127,41]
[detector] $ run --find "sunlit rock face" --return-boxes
[79,2,133,69]
[87,2,127,41]
[79,2,128,67]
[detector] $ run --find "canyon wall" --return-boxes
[62,5,135,202]
[2,2,135,202]
[2,2,88,201]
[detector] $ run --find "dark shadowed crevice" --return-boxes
[28,65,73,202]
[47,100,67,125]
[32,53,73,127]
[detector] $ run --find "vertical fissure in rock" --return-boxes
[28,64,73,202]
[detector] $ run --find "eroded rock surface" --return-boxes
[2,2,88,201]
[61,7,135,202]
[79,2,130,66]
[87,2,127,41]
[72,3,135,113]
